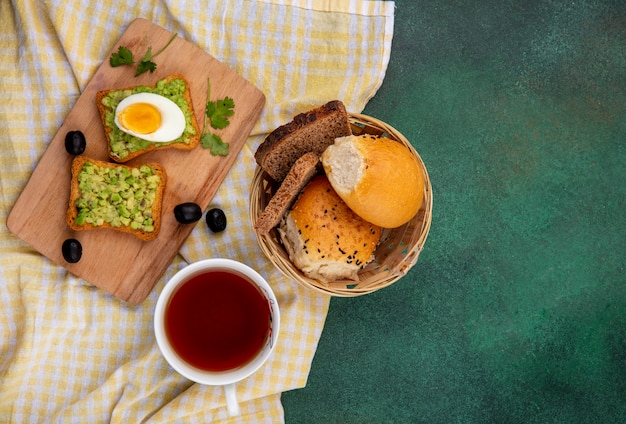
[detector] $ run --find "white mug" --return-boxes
[154,258,280,416]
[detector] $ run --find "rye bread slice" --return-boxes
[254,100,352,182]
[254,152,320,235]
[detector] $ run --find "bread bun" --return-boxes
[320,134,424,228]
[278,175,381,282]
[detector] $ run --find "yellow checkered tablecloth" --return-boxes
[0,0,394,422]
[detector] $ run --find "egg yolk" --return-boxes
[117,103,161,134]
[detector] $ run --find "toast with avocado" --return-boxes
[96,73,200,163]
[66,156,166,240]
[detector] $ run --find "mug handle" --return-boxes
[224,383,241,416]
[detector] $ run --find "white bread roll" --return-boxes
[278,175,381,282]
[320,134,424,228]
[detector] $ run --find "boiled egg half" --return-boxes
[114,92,186,142]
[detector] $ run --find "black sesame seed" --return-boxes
[338,248,346,254]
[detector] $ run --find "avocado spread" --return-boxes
[101,78,196,160]
[75,161,161,232]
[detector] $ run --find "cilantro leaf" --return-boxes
[199,78,235,156]
[108,33,177,76]
[141,46,153,63]
[135,60,157,76]
[200,133,230,156]
[109,46,134,67]
[206,97,235,129]
[135,46,158,76]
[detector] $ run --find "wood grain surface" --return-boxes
[7,18,266,304]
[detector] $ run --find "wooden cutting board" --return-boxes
[7,18,266,304]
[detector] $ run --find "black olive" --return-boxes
[174,202,202,224]
[62,238,82,263]
[64,130,86,155]
[206,208,227,233]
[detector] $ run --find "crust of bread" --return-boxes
[66,156,166,241]
[254,100,352,182]
[254,152,320,235]
[96,73,200,163]
[321,134,424,228]
[278,175,381,282]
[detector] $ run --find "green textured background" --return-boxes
[281,0,626,422]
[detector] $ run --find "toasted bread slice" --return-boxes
[254,100,352,182]
[96,73,200,163]
[66,156,166,241]
[254,152,320,235]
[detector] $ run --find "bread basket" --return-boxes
[249,113,432,296]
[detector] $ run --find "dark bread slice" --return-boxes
[254,100,352,182]
[96,73,200,163]
[66,156,166,241]
[254,152,320,235]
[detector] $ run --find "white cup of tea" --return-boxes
[154,258,280,416]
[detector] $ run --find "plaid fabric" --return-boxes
[0,0,394,422]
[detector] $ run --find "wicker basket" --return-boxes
[249,113,433,296]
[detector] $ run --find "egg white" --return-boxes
[114,92,186,142]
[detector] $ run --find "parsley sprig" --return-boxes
[200,78,235,156]
[109,33,177,76]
